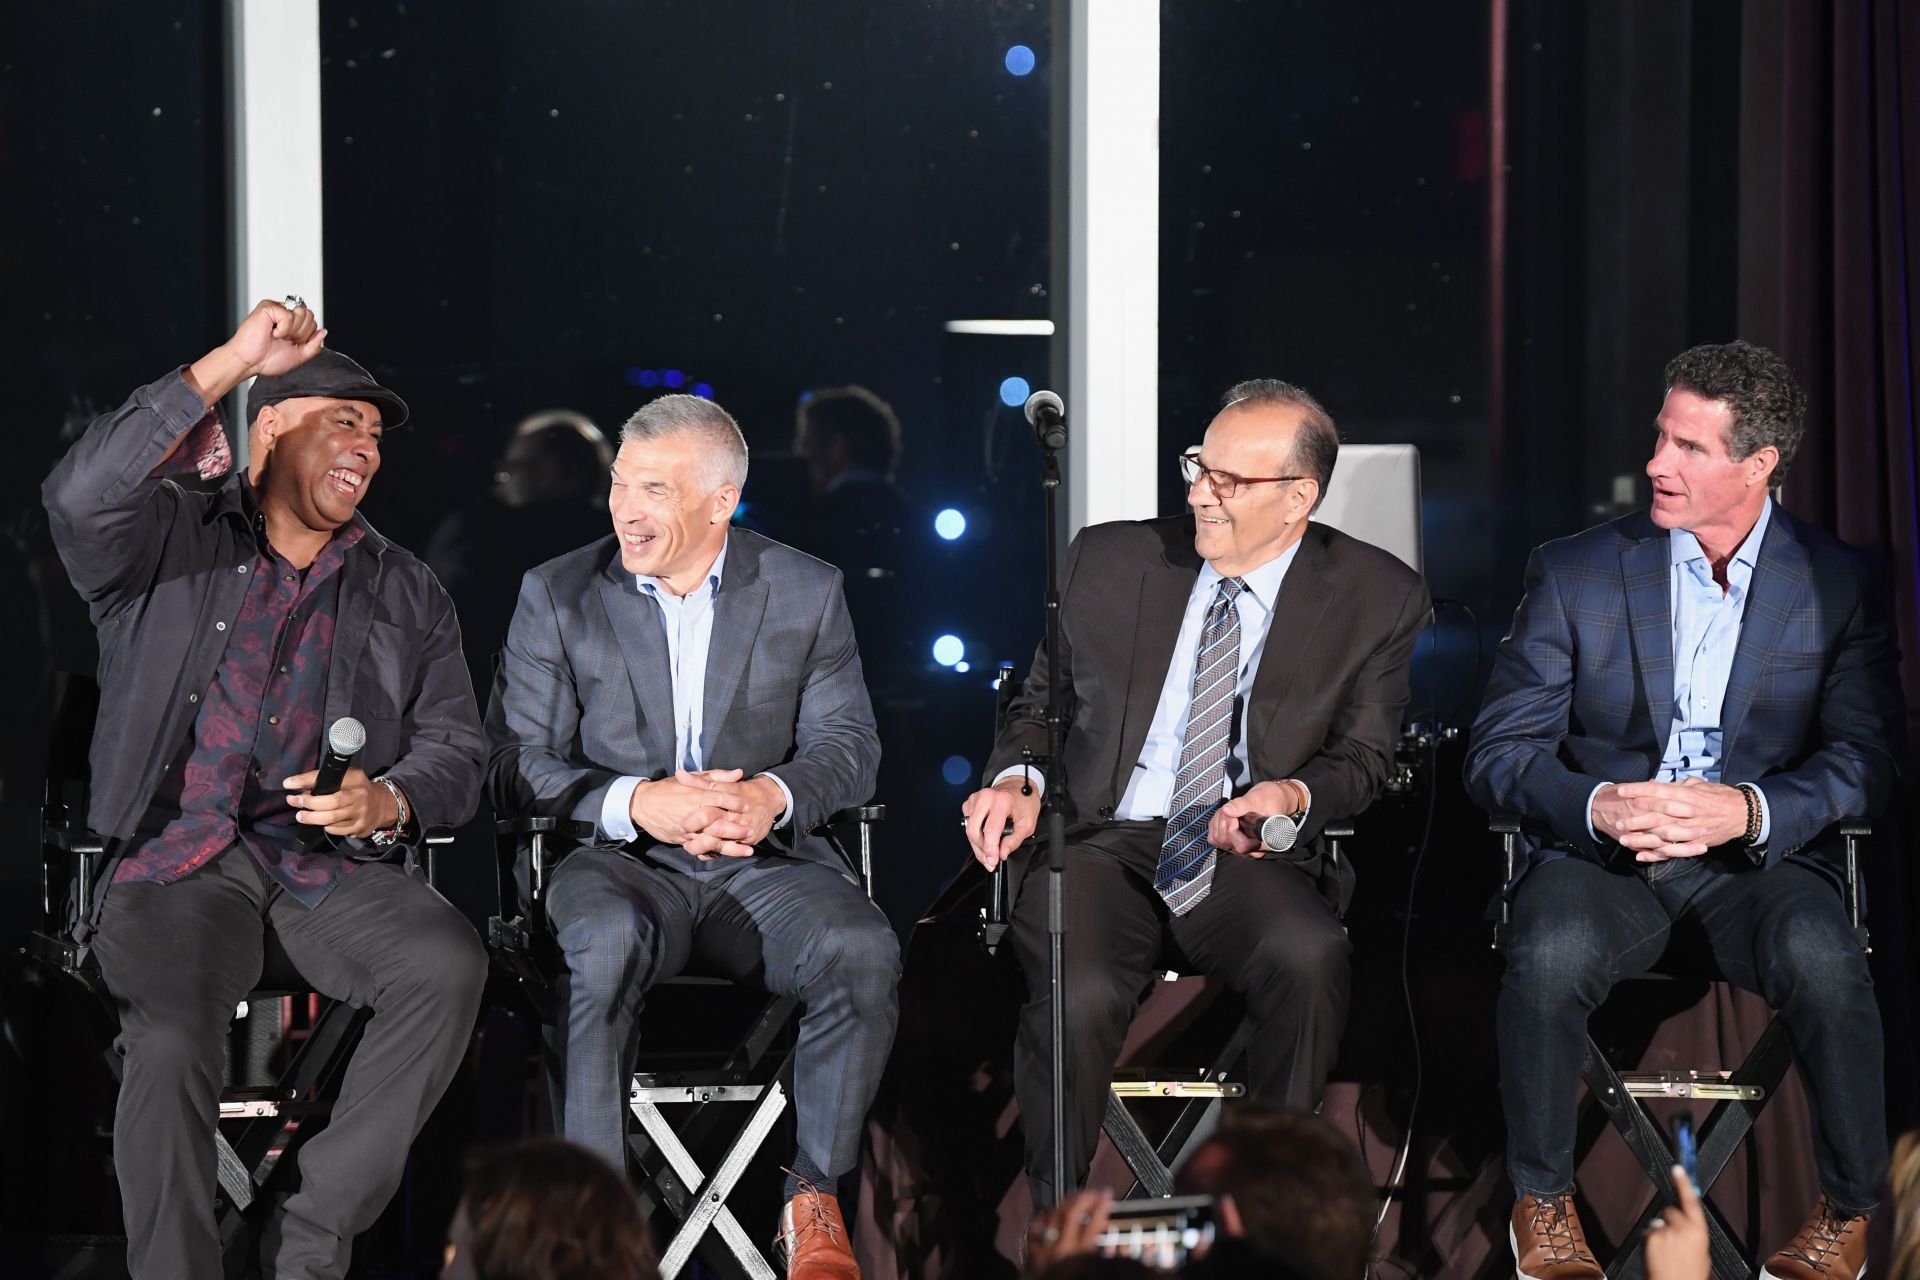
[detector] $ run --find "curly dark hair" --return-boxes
[455,1138,658,1280]
[1661,340,1807,484]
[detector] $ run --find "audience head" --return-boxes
[1175,1104,1374,1280]
[442,1137,657,1280]
[494,409,613,509]
[1891,1130,1920,1280]
[610,393,747,586]
[794,385,902,493]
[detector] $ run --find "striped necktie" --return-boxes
[1154,576,1246,915]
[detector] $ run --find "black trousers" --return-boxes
[90,843,488,1280]
[1009,821,1350,1201]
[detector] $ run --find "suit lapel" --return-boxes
[1720,513,1806,774]
[597,567,677,774]
[1621,535,1675,753]
[700,551,769,765]
[1248,529,1333,750]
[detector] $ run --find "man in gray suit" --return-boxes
[487,394,896,1279]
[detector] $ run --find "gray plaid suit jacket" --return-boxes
[485,528,880,868]
[1466,505,1902,885]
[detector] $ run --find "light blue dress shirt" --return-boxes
[1586,500,1773,845]
[998,540,1310,821]
[600,539,795,842]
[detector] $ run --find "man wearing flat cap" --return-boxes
[42,299,488,1279]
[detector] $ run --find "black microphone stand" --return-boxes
[1035,423,1070,1205]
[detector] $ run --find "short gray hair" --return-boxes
[1220,379,1339,513]
[618,394,749,493]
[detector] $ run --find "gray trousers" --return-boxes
[544,847,900,1176]
[91,844,488,1280]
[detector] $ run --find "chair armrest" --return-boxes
[1321,823,1355,841]
[1839,821,1872,838]
[814,804,886,832]
[1489,813,1523,835]
[495,815,595,838]
[44,824,107,856]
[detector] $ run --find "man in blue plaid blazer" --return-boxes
[1467,341,1901,1280]
[487,393,895,1278]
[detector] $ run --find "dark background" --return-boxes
[3,0,1916,1273]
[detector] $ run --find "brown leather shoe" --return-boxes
[1510,1193,1603,1280]
[1761,1198,1869,1280]
[776,1182,860,1279]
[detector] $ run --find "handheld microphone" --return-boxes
[1023,389,1068,451]
[294,716,366,852]
[1256,812,1300,855]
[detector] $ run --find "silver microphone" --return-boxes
[1257,812,1301,854]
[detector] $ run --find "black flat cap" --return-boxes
[245,350,410,430]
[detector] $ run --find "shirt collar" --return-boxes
[1669,497,1772,572]
[1196,536,1302,613]
[638,536,728,598]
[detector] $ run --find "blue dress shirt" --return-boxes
[1586,500,1773,845]
[998,539,1310,821]
[600,539,795,841]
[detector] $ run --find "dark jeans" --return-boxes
[1500,853,1885,1216]
[91,844,488,1280]
[1009,822,1350,1203]
[544,847,901,1177]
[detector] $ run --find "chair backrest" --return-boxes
[44,670,99,826]
[1311,443,1423,574]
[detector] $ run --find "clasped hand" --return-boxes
[629,767,785,859]
[1591,777,1750,862]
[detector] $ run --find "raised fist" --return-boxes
[227,297,326,378]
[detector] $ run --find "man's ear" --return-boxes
[711,483,740,524]
[1747,445,1780,488]
[252,403,280,455]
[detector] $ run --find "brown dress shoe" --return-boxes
[1762,1198,1869,1280]
[776,1182,860,1279]
[1510,1193,1604,1280]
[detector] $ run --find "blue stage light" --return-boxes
[693,382,715,399]
[999,376,1030,407]
[954,660,971,673]
[663,369,687,389]
[942,755,973,786]
[1005,45,1036,76]
[932,634,965,667]
[934,508,967,540]
[635,369,662,388]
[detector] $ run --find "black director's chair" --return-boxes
[23,670,453,1278]
[488,803,884,1280]
[1491,813,1871,1280]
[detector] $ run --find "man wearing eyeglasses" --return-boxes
[962,379,1431,1204]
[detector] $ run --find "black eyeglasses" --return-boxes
[1177,450,1307,499]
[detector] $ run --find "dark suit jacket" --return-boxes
[485,528,880,872]
[1465,505,1902,883]
[985,516,1432,910]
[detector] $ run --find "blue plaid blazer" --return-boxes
[1466,506,1902,882]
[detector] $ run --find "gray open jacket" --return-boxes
[42,367,486,937]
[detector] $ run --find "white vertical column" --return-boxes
[228,0,324,331]
[1065,0,1160,531]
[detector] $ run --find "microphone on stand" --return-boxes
[1023,389,1068,451]
[294,716,366,852]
